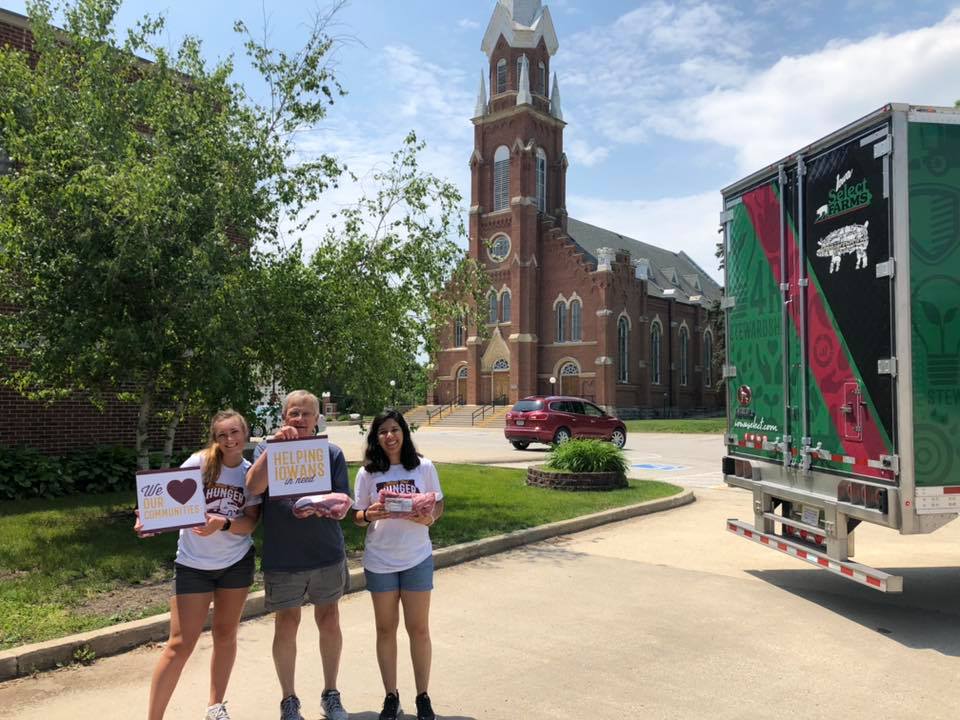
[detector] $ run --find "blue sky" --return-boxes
[5,0,960,280]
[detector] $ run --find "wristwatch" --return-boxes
[221,518,232,532]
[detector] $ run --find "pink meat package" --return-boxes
[377,489,437,518]
[292,492,353,520]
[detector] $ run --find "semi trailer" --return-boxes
[721,103,960,591]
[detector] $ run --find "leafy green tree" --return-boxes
[0,0,344,467]
[251,133,488,414]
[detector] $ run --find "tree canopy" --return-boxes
[0,0,482,464]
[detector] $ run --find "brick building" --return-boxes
[431,0,723,417]
[0,8,201,453]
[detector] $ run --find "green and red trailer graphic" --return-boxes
[722,104,960,591]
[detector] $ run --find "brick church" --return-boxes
[430,0,723,417]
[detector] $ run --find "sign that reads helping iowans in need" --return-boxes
[266,435,332,498]
[136,467,207,533]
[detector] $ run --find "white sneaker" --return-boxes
[320,689,348,720]
[205,702,231,720]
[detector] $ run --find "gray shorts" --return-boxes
[263,558,350,611]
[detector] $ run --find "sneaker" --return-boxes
[205,702,231,720]
[320,689,349,720]
[415,692,435,720]
[280,695,304,720]
[379,691,402,720]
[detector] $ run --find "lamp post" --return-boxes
[389,379,396,407]
[549,376,557,396]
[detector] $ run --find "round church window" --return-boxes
[489,234,511,263]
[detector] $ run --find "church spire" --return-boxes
[516,55,532,106]
[550,72,563,120]
[474,69,488,118]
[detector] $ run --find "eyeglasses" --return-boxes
[286,409,316,420]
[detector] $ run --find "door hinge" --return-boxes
[876,259,895,278]
[720,296,736,310]
[722,364,737,379]
[874,137,892,158]
[878,357,898,376]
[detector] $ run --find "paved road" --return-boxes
[4,430,960,718]
[325,424,725,489]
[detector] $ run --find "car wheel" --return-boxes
[511,441,530,450]
[553,427,571,444]
[610,428,627,449]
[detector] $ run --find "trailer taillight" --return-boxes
[838,480,888,513]
[722,456,758,480]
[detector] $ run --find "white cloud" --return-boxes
[381,45,473,136]
[651,9,960,174]
[567,191,723,282]
[567,138,610,167]
[457,18,480,30]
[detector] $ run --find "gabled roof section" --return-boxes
[481,1,559,56]
[564,217,722,305]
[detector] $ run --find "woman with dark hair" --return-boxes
[353,410,444,720]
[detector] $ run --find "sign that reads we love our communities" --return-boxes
[136,467,207,533]
[266,435,332,498]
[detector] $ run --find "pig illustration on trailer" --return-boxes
[816,221,870,273]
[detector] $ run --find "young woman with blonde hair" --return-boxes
[136,409,261,720]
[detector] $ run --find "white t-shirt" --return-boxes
[174,452,262,571]
[353,458,443,574]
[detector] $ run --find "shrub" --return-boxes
[545,439,628,474]
[0,445,195,500]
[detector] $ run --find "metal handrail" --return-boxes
[426,403,453,425]
[471,403,495,426]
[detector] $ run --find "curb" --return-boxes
[0,489,694,681]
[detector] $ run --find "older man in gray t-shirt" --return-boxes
[246,390,350,720]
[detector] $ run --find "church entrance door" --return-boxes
[493,373,509,405]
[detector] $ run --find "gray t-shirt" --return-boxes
[253,439,350,572]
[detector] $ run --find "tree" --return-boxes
[251,133,488,414]
[0,0,344,467]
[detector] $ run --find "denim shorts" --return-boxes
[364,554,434,593]
[173,546,256,595]
[263,558,350,611]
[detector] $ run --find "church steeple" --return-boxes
[516,55,532,106]
[474,70,488,118]
[549,72,562,120]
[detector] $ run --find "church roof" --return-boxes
[564,217,722,306]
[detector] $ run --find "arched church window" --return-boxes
[493,145,510,212]
[560,362,579,376]
[555,303,566,343]
[618,316,629,383]
[457,365,468,379]
[651,321,662,385]
[488,291,498,324]
[493,358,510,371]
[496,58,507,94]
[454,317,464,347]
[570,299,582,341]
[536,148,547,213]
[538,61,546,95]
[679,326,689,386]
[501,290,511,323]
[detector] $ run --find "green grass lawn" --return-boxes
[624,418,725,434]
[0,463,679,650]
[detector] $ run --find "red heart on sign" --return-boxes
[167,478,198,505]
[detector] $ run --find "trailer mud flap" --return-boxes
[726,518,903,592]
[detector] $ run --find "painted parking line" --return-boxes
[631,463,688,471]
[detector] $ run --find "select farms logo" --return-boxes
[815,170,873,223]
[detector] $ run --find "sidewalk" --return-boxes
[0,490,694,682]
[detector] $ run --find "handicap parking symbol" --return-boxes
[631,463,686,472]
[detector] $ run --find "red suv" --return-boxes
[504,395,627,450]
